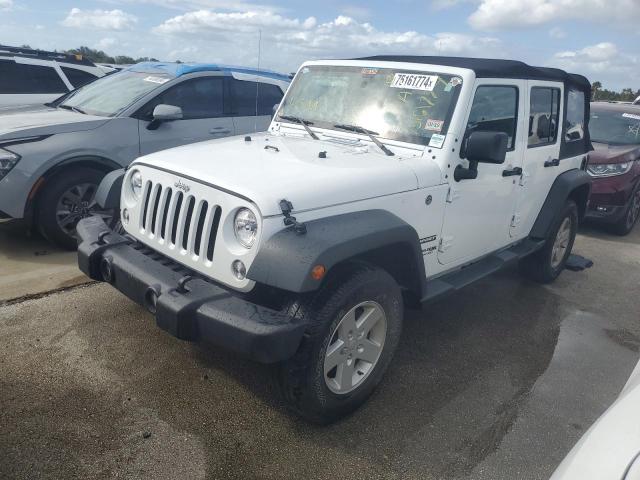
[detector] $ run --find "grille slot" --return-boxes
[170,192,183,245]
[206,207,222,262]
[159,188,172,240]
[181,197,196,251]
[193,201,208,257]
[141,181,152,230]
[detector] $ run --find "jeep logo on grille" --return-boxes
[174,179,190,193]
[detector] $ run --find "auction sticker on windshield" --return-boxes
[390,73,438,91]
[144,76,170,84]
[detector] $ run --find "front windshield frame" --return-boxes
[590,107,640,146]
[59,70,173,117]
[277,64,463,147]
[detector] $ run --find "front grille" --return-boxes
[138,180,223,263]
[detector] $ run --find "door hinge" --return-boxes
[439,235,454,252]
[519,170,529,187]
[446,187,461,203]
[510,214,522,228]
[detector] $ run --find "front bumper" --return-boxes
[76,216,306,363]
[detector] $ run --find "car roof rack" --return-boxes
[0,45,96,66]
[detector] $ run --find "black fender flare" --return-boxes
[95,168,125,209]
[529,168,591,240]
[247,209,426,295]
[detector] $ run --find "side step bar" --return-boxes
[422,239,545,303]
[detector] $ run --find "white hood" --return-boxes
[133,133,438,217]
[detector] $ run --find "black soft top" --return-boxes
[356,55,590,91]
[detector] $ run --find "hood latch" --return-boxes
[279,199,307,235]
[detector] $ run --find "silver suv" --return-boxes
[0,62,290,248]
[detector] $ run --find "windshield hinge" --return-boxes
[279,199,307,235]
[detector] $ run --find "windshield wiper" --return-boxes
[278,115,319,140]
[333,124,395,156]
[59,104,86,115]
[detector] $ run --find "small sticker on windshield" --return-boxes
[622,113,640,121]
[428,134,446,149]
[144,76,170,84]
[425,119,444,132]
[444,76,463,92]
[361,68,378,75]
[390,73,438,91]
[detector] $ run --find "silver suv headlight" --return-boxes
[587,162,633,177]
[234,208,258,248]
[0,148,20,180]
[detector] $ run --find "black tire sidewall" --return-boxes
[285,266,403,423]
[541,200,578,280]
[37,168,107,249]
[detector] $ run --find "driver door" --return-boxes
[437,81,526,266]
[137,75,235,155]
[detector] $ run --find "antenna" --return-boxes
[254,29,262,133]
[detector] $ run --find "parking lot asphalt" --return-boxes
[0,220,91,302]
[1,223,639,480]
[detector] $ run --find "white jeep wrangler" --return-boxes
[77,56,592,423]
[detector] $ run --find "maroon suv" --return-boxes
[586,102,640,235]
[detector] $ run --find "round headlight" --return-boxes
[234,208,258,248]
[130,170,143,198]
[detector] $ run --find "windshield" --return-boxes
[590,108,640,145]
[278,65,463,146]
[59,71,172,117]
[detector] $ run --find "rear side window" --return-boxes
[61,67,98,89]
[0,60,67,94]
[466,85,518,150]
[145,77,224,119]
[231,79,283,116]
[565,89,585,142]
[529,87,561,147]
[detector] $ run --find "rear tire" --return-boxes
[37,168,117,250]
[277,263,403,424]
[519,200,578,284]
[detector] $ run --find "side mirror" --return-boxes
[272,103,280,119]
[455,131,509,181]
[465,131,509,164]
[147,104,183,130]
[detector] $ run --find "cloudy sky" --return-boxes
[1,0,638,90]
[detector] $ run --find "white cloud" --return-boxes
[95,37,118,50]
[550,42,639,87]
[468,0,640,30]
[102,0,279,12]
[0,0,12,11]
[548,27,566,39]
[152,9,503,71]
[61,8,138,30]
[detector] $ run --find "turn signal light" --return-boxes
[311,265,326,281]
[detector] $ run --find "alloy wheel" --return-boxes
[550,217,572,269]
[324,301,387,394]
[55,182,114,238]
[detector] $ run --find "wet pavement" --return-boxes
[0,224,639,480]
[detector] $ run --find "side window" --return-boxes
[0,60,67,94]
[528,87,560,147]
[144,77,224,120]
[61,67,98,89]
[231,79,283,116]
[466,85,518,150]
[565,89,585,142]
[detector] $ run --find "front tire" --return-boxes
[37,168,117,250]
[611,185,640,236]
[278,263,403,424]
[519,200,578,283]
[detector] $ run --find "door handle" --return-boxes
[210,128,231,135]
[502,167,522,177]
[544,158,560,168]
